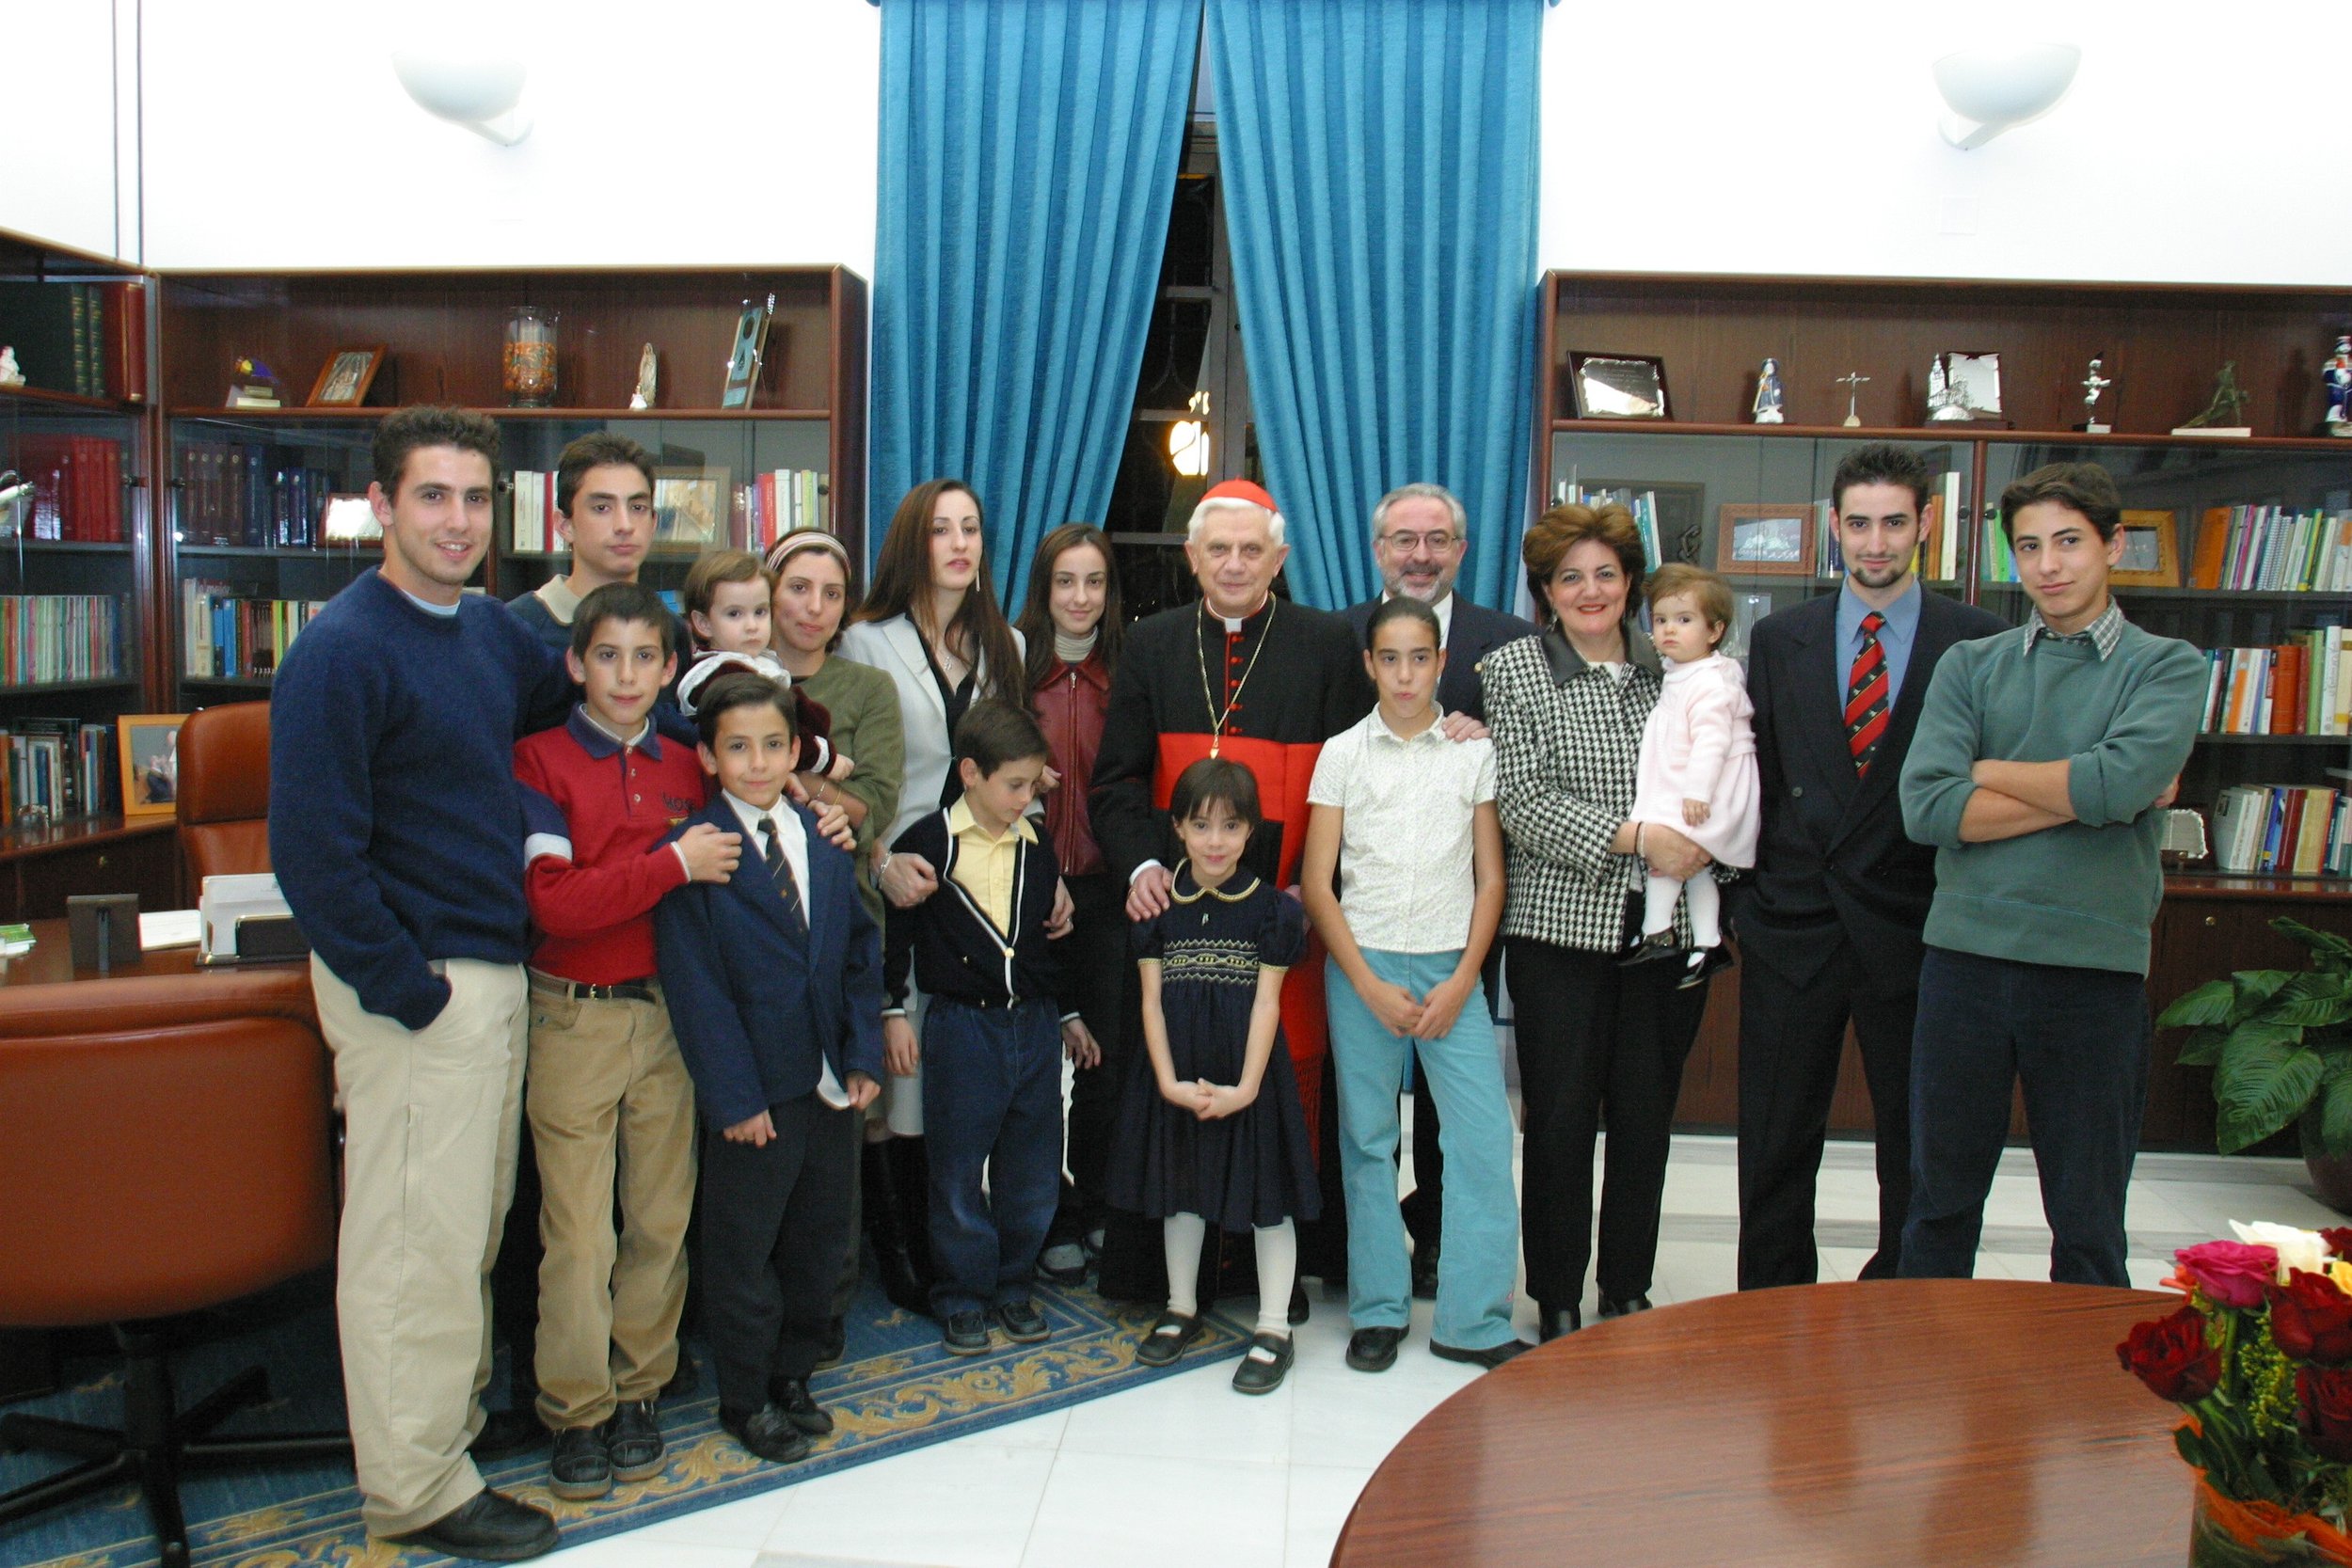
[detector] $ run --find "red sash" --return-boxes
[1152,731,1330,1160]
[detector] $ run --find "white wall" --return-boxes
[138,0,881,277]
[1540,4,2352,287]
[0,0,134,260]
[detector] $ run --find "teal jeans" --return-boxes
[1327,948,1519,1349]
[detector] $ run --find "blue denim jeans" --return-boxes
[1899,946,2151,1287]
[1327,948,1519,1349]
[922,998,1065,1317]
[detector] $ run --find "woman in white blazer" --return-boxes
[838,480,1030,1148]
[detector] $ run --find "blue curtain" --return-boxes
[1204,0,1543,610]
[871,0,1202,606]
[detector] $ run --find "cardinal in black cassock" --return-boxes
[1089,479,1374,1301]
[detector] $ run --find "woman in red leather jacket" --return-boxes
[1015,523,1126,1283]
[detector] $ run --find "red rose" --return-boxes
[2117,1304,2221,1403]
[2271,1270,2352,1365]
[2323,1228,2352,1259]
[2300,1365,2352,1461]
[2175,1241,2279,1308]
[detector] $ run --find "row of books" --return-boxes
[181,581,326,680]
[0,595,123,687]
[1556,485,1670,568]
[0,280,146,402]
[175,442,349,548]
[7,435,126,542]
[2213,784,2351,878]
[2200,629,2352,736]
[2189,507,2352,593]
[0,720,120,826]
[506,467,834,554]
[741,469,832,549]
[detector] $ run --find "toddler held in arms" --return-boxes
[1622,563,1757,990]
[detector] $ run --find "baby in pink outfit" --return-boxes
[1627,564,1758,989]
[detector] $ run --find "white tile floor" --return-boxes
[536,1132,2320,1568]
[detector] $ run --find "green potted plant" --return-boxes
[2163,918,2352,1209]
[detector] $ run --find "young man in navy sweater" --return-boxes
[883,701,1099,1356]
[270,406,571,1561]
[507,434,660,657]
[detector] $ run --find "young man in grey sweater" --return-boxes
[1897,461,2205,1286]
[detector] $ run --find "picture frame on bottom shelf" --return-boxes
[2111,509,2183,588]
[655,468,728,547]
[119,713,188,819]
[1716,503,1817,577]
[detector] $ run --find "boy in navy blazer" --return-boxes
[655,673,882,1465]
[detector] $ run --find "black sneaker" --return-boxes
[720,1403,813,1465]
[766,1375,834,1436]
[1231,1331,1294,1395]
[942,1309,993,1356]
[1431,1338,1530,1370]
[547,1426,611,1501]
[602,1400,663,1483]
[996,1298,1051,1343]
[1345,1325,1404,1372]
[1134,1309,1204,1367]
[389,1487,560,1560]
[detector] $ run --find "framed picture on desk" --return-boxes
[119,713,189,818]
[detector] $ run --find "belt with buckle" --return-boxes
[531,972,658,1005]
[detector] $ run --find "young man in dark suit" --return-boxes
[1733,444,2005,1291]
[1343,483,1534,1297]
[654,673,883,1464]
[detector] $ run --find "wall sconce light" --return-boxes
[392,44,533,145]
[1934,42,2080,150]
[1168,390,1212,479]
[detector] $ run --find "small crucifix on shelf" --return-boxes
[1836,371,1870,428]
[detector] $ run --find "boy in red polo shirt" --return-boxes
[512,581,743,1501]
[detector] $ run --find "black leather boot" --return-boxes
[861,1140,933,1318]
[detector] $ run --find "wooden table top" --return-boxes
[1331,1279,2191,1568]
[0,917,313,1034]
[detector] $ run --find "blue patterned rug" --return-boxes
[0,1272,1249,1567]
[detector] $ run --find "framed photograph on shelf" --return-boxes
[119,713,189,819]
[2111,508,2183,588]
[1716,503,1817,577]
[320,493,381,544]
[307,346,386,408]
[655,468,728,546]
[1568,353,1670,420]
[720,295,776,409]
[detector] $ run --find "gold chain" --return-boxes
[1196,597,1275,759]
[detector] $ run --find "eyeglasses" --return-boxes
[1379,531,1459,553]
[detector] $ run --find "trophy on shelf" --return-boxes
[1751,357,1786,424]
[227,356,283,409]
[2173,362,2251,437]
[2077,356,2113,434]
[1836,370,1869,428]
[629,343,658,410]
[0,346,22,387]
[2323,334,2352,436]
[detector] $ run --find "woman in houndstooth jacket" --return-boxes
[1482,501,1718,1342]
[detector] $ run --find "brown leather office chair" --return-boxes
[0,980,348,1568]
[176,702,273,887]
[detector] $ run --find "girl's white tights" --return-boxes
[1162,1212,1297,1345]
[1643,868,1721,947]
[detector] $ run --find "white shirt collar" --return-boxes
[579,707,651,749]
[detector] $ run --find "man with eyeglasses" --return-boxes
[1343,483,1533,1299]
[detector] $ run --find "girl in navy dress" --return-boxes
[1107,757,1320,1394]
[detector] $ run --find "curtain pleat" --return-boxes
[1205,0,1542,610]
[872,0,1202,603]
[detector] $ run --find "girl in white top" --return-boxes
[1300,597,1524,1369]
[1626,563,1759,988]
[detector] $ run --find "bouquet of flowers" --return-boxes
[2120,1221,2352,1565]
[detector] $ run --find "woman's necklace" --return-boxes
[1197,598,1274,758]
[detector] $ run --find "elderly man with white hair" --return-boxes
[1089,479,1373,1307]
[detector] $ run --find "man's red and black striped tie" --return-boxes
[1845,610,1890,774]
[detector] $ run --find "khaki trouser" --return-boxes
[313,955,528,1539]
[525,978,697,1430]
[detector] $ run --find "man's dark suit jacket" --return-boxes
[1736,589,2006,986]
[655,798,885,1129]
[1343,593,1534,724]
